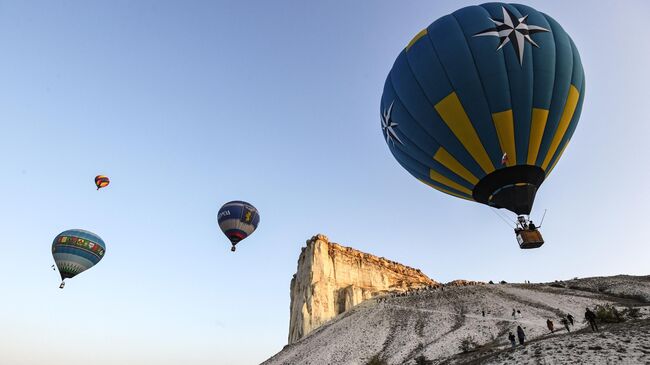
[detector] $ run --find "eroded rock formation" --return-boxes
[288,234,436,344]
[446,279,485,287]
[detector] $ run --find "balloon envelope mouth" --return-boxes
[473,165,545,215]
[59,271,76,280]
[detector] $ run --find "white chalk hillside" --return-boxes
[262,275,650,365]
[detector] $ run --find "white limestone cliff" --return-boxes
[288,234,437,344]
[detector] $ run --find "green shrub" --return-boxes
[595,304,624,323]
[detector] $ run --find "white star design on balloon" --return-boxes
[381,101,403,146]
[473,6,550,65]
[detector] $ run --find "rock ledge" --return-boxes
[288,234,437,343]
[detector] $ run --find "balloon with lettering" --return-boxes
[380,3,584,216]
[217,201,260,252]
[52,229,106,288]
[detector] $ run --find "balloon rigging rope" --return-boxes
[489,207,516,229]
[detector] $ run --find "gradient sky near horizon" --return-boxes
[1,1,649,364]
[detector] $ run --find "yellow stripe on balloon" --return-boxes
[429,169,473,196]
[542,85,580,170]
[434,92,495,174]
[419,179,473,201]
[433,147,479,185]
[406,29,428,51]
[492,110,516,167]
[527,108,550,165]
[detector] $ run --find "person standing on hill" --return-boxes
[561,317,570,332]
[512,308,516,319]
[567,313,574,326]
[546,319,554,333]
[516,326,526,345]
[508,331,516,348]
[585,307,598,331]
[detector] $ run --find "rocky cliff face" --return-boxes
[288,234,437,344]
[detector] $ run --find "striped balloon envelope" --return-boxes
[52,229,106,288]
[381,3,584,216]
[95,175,110,190]
[217,201,260,252]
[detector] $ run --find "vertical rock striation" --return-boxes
[288,234,437,344]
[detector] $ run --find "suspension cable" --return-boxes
[489,207,516,229]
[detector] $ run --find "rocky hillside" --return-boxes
[264,275,650,365]
[288,234,437,344]
[464,317,650,364]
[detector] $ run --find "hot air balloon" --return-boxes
[52,229,106,288]
[95,175,110,190]
[380,3,584,248]
[217,201,260,252]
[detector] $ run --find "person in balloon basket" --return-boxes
[516,216,527,231]
[516,326,526,345]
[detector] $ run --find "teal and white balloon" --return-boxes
[52,229,106,288]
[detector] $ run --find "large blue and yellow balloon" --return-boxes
[52,229,106,288]
[217,201,260,252]
[381,3,584,216]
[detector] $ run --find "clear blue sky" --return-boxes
[1,1,648,364]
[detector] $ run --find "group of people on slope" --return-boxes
[508,307,600,349]
[511,308,521,319]
[375,285,444,303]
[546,313,575,333]
[508,326,527,347]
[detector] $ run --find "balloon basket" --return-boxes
[516,229,544,249]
